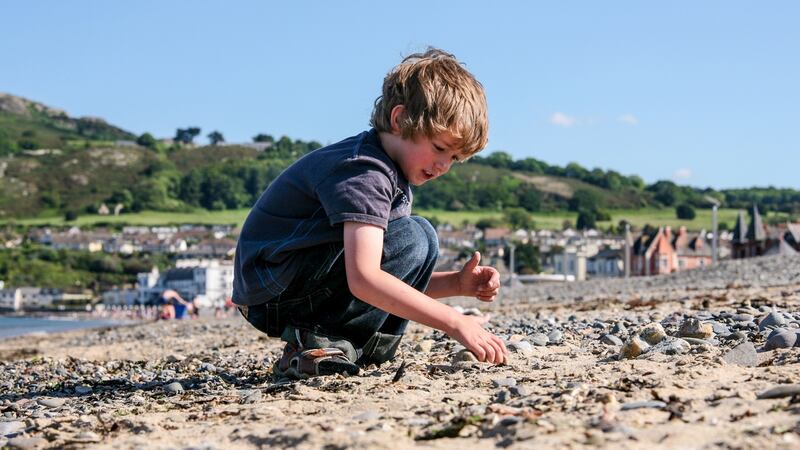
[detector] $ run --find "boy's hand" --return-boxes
[450,314,508,364]
[458,251,500,302]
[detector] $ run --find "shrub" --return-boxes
[676,204,696,220]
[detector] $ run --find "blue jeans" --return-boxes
[240,216,438,362]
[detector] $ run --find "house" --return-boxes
[137,259,234,308]
[551,247,587,281]
[97,203,110,215]
[587,248,624,278]
[0,288,93,311]
[631,226,677,276]
[732,205,800,258]
[482,227,511,247]
[672,226,712,270]
[0,288,21,311]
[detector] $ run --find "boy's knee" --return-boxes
[386,216,437,265]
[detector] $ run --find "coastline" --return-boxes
[0,315,137,340]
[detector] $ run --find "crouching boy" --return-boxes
[233,48,508,379]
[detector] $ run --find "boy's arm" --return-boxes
[343,221,507,364]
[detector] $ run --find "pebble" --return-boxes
[759,312,787,330]
[506,340,533,355]
[509,385,529,397]
[36,398,65,408]
[165,354,186,363]
[647,337,690,355]
[763,330,798,350]
[414,340,434,353]
[354,410,380,421]
[243,390,263,404]
[722,342,758,367]
[452,349,478,363]
[6,437,48,449]
[600,334,623,346]
[0,421,25,437]
[74,385,92,395]
[164,382,184,394]
[69,431,101,443]
[620,336,650,359]
[620,400,667,411]
[492,378,517,388]
[678,318,715,339]
[547,330,563,344]
[757,384,800,399]
[610,322,628,336]
[638,323,666,345]
[531,333,549,347]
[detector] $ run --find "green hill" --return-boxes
[0,93,135,155]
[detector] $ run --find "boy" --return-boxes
[233,48,508,379]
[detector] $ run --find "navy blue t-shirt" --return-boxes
[232,129,412,306]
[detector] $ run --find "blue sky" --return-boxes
[2,1,798,189]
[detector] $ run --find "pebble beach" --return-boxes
[2,255,800,449]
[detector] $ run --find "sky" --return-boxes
[2,1,798,189]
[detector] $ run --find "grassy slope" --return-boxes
[2,207,750,232]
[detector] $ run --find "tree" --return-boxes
[136,132,157,149]
[207,131,225,146]
[676,204,696,220]
[568,189,601,212]
[475,218,501,231]
[503,207,534,230]
[504,242,540,274]
[253,133,274,143]
[485,151,514,169]
[64,211,79,222]
[174,127,201,145]
[576,210,596,230]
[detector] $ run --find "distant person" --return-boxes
[158,289,191,320]
[233,48,506,379]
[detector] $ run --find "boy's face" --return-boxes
[391,131,462,186]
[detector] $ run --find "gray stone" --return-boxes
[492,378,517,388]
[507,340,533,355]
[610,322,628,336]
[531,333,549,346]
[710,322,730,335]
[243,390,262,404]
[620,400,667,411]
[452,349,478,363]
[764,330,797,350]
[759,312,786,331]
[165,354,185,363]
[638,323,666,345]
[164,382,184,394]
[0,421,25,437]
[600,334,623,346]
[199,363,216,372]
[6,437,47,449]
[74,385,92,395]
[509,385,529,397]
[647,337,690,355]
[722,342,758,367]
[36,398,65,408]
[681,337,714,346]
[757,384,800,399]
[732,313,754,322]
[547,330,563,344]
[354,410,380,421]
[678,318,715,339]
[68,431,101,443]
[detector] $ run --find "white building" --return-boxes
[0,287,93,311]
[136,259,234,308]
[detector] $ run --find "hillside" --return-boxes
[0,93,135,155]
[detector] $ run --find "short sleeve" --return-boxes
[315,158,395,229]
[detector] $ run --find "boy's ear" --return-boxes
[389,105,406,134]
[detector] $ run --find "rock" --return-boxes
[710,322,730,335]
[199,363,217,372]
[68,431,101,443]
[414,340,434,353]
[452,349,478,363]
[647,337,690,355]
[681,337,714,346]
[722,342,758,367]
[531,333,549,346]
[507,340,533,355]
[600,334,623,346]
[759,312,786,331]
[36,398,65,408]
[764,330,797,350]
[492,378,517,388]
[620,400,667,411]
[354,410,380,421]
[6,437,47,449]
[243,390,262,404]
[547,330,563,344]
[164,382,184,394]
[620,336,650,359]
[0,421,25,437]
[611,322,628,335]
[638,323,666,345]
[757,384,800,399]
[732,313,754,322]
[74,385,92,395]
[463,307,482,316]
[165,354,185,363]
[678,318,715,339]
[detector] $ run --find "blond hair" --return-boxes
[370,48,489,158]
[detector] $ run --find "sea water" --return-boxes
[0,316,123,339]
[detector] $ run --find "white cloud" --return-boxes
[618,113,639,125]
[673,168,692,181]
[550,112,577,127]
